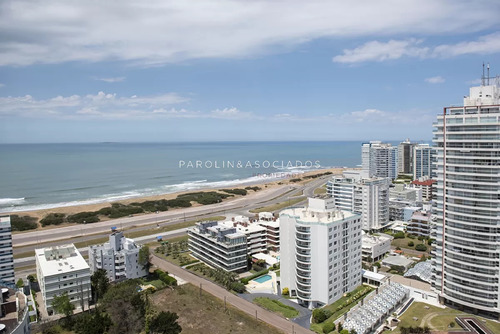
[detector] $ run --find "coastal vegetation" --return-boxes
[40,213,66,226]
[221,188,248,196]
[10,214,38,231]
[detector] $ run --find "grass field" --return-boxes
[388,302,500,333]
[254,297,299,319]
[313,185,327,195]
[157,251,199,267]
[249,197,306,213]
[150,283,285,334]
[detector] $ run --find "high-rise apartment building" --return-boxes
[327,170,390,231]
[431,76,500,319]
[0,216,14,286]
[362,141,398,179]
[280,197,362,309]
[398,139,415,175]
[413,144,434,179]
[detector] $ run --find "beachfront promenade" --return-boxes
[12,175,329,248]
[12,184,296,247]
[151,254,314,334]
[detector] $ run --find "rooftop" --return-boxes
[382,255,414,268]
[362,233,393,246]
[411,179,436,186]
[35,244,89,277]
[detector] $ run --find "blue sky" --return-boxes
[0,0,499,143]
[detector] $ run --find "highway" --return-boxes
[12,175,331,277]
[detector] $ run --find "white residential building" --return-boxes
[361,233,393,262]
[413,144,434,179]
[411,177,436,201]
[407,210,432,237]
[432,76,500,319]
[256,212,280,251]
[362,141,398,179]
[188,221,247,272]
[89,230,148,282]
[389,184,422,203]
[0,216,15,286]
[327,170,390,231]
[280,197,362,309]
[35,244,91,314]
[222,216,267,255]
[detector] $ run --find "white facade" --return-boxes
[280,197,362,309]
[362,141,398,179]
[0,216,15,286]
[361,233,393,261]
[407,210,431,237]
[221,216,267,255]
[256,212,280,251]
[413,144,434,179]
[188,221,247,272]
[432,78,500,319]
[89,231,148,282]
[327,170,390,231]
[35,244,91,314]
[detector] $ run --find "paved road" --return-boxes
[13,184,298,247]
[151,255,314,334]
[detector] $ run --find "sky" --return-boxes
[0,0,499,143]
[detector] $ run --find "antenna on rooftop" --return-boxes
[487,63,490,85]
[482,62,485,86]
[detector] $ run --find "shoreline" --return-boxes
[6,167,345,223]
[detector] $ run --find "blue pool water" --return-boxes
[253,275,272,284]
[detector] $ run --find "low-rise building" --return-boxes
[381,255,413,271]
[223,216,267,255]
[0,287,31,334]
[388,200,420,222]
[406,210,432,237]
[89,230,148,282]
[256,212,280,251]
[188,221,247,272]
[361,233,393,262]
[389,184,422,202]
[35,244,91,314]
[410,177,436,201]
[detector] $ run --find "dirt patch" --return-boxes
[150,283,284,334]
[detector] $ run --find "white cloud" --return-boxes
[95,77,126,83]
[210,107,253,119]
[0,0,498,66]
[333,32,500,64]
[432,32,500,58]
[333,39,428,63]
[425,76,445,84]
[0,91,189,119]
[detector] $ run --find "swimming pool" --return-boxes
[252,274,272,284]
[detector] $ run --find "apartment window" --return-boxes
[329,228,332,232]
[329,250,332,255]
[329,280,332,285]
[329,265,332,270]
[329,243,332,247]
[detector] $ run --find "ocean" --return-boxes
[0,141,364,213]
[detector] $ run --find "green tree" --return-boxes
[312,308,328,323]
[149,311,182,334]
[16,278,24,288]
[102,280,145,334]
[408,241,414,247]
[74,311,112,334]
[91,269,110,303]
[340,329,349,334]
[52,292,75,317]
[323,322,335,333]
[139,245,151,271]
[337,321,343,332]
[415,244,427,251]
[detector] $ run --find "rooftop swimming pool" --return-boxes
[252,274,272,284]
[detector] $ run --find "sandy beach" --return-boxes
[8,167,344,222]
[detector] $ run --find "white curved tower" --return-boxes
[432,74,500,319]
